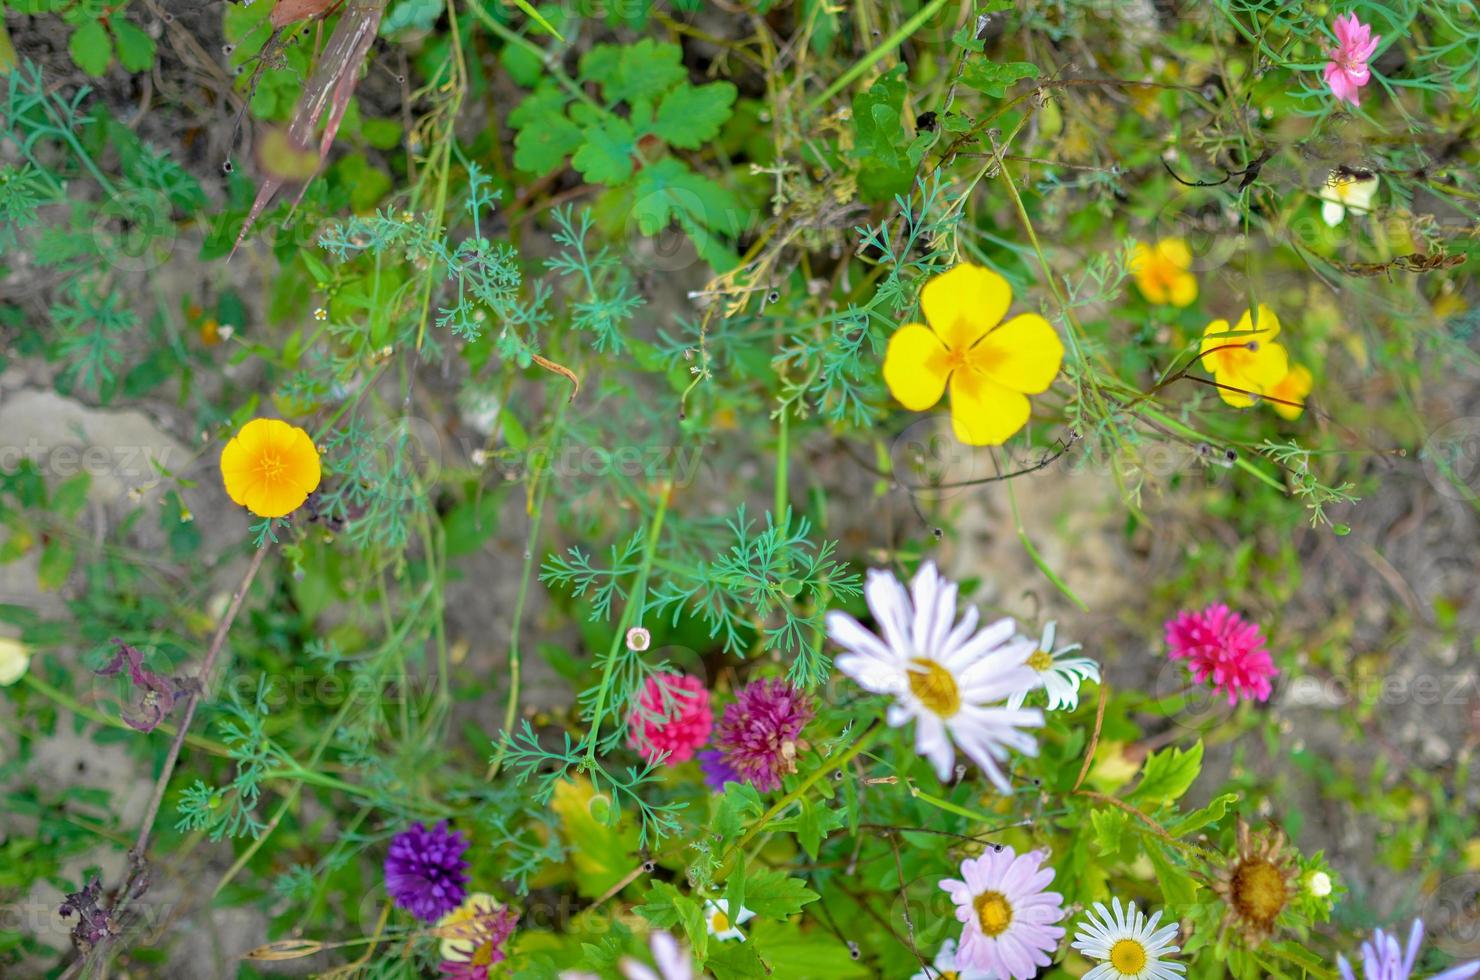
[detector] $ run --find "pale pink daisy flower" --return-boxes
[939,845,1066,979]
[1324,12,1381,107]
[826,562,1043,790]
[1164,604,1277,705]
[910,938,996,980]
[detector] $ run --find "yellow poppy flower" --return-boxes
[1267,364,1312,420]
[883,263,1064,446]
[220,418,322,518]
[1199,305,1289,407]
[1131,238,1198,307]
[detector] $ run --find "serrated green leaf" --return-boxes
[1168,791,1238,837]
[68,21,112,77]
[769,796,844,860]
[509,84,583,175]
[111,18,155,73]
[572,116,638,185]
[1090,806,1130,859]
[603,38,687,105]
[1126,740,1203,806]
[653,81,737,149]
[1146,842,1199,908]
[705,939,767,980]
[628,158,740,237]
[961,58,1040,98]
[739,868,818,918]
[851,65,927,202]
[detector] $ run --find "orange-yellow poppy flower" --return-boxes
[1199,305,1289,408]
[1132,239,1198,307]
[883,263,1064,446]
[220,418,322,518]
[1266,364,1312,420]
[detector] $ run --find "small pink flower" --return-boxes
[627,673,712,765]
[1324,12,1381,107]
[1165,604,1277,705]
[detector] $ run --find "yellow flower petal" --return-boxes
[920,263,1012,349]
[220,418,322,519]
[1168,271,1198,307]
[973,313,1064,394]
[1156,238,1192,270]
[883,323,950,411]
[1269,364,1313,420]
[948,371,1030,446]
[1133,240,1197,306]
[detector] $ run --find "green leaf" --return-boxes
[1146,843,1199,908]
[68,20,112,77]
[628,158,740,237]
[509,84,583,175]
[851,65,927,202]
[600,38,687,105]
[769,796,845,861]
[571,115,638,185]
[653,81,738,149]
[1090,806,1131,860]
[740,868,818,918]
[1168,791,1238,837]
[705,940,767,980]
[38,538,74,591]
[50,473,91,521]
[111,18,155,73]
[715,782,764,842]
[1126,740,1203,806]
[960,58,1040,98]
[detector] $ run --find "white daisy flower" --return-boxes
[1319,169,1378,227]
[1072,897,1186,980]
[624,930,699,980]
[1006,621,1100,712]
[825,562,1044,790]
[910,937,996,980]
[703,898,755,942]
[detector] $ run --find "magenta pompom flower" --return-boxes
[627,673,713,765]
[1165,604,1277,705]
[1324,12,1381,107]
[939,845,1066,979]
[711,678,814,792]
[384,821,470,923]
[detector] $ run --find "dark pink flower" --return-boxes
[713,678,814,792]
[1165,604,1277,705]
[1324,12,1380,107]
[627,673,712,765]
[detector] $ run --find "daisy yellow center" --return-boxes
[711,911,729,932]
[1027,649,1053,671]
[907,658,960,718]
[1231,859,1288,924]
[1110,938,1148,974]
[973,890,1013,936]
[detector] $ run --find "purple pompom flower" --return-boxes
[712,678,814,792]
[384,821,470,922]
